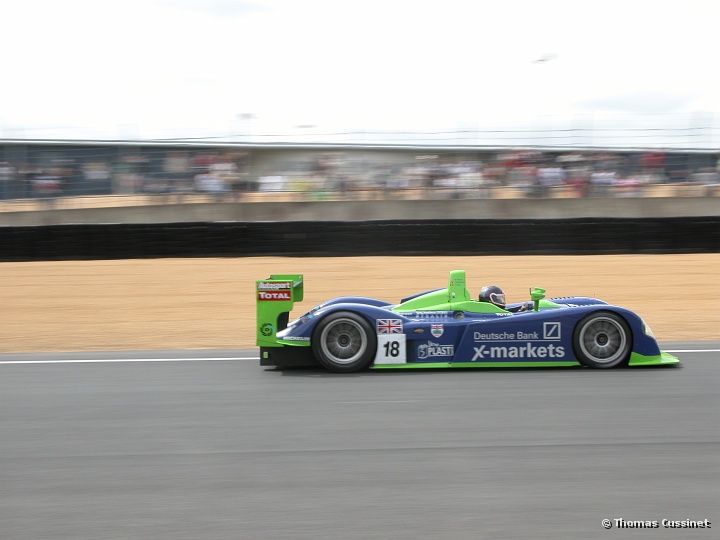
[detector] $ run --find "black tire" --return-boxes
[311,311,377,373]
[573,311,632,368]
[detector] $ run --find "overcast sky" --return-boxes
[0,0,718,144]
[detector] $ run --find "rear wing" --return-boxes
[256,274,304,346]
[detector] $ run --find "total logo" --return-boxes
[258,291,291,301]
[472,343,566,360]
[418,341,454,359]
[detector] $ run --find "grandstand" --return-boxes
[0,133,718,214]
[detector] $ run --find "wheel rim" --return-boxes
[578,316,627,364]
[319,318,367,365]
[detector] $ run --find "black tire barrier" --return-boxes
[1,217,718,261]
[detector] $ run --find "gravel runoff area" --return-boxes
[1,254,717,353]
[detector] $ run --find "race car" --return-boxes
[256,270,679,372]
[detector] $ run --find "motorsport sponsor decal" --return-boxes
[474,322,562,341]
[418,341,454,359]
[402,311,454,319]
[258,291,291,301]
[257,281,292,290]
[472,343,565,360]
[281,336,310,342]
[543,322,561,340]
[431,324,444,338]
[260,323,274,336]
[377,319,403,334]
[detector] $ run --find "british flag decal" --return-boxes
[376,319,403,334]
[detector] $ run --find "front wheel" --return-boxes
[312,312,377,373]
[573,311,632,368]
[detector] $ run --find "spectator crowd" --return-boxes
[0,147,718,203]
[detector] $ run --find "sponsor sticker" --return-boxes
[413,311,453,318]
[472,343,565,360]
[258,281,292,290]
[543,322,561,340]
[431,324,444,338]
[418,341,454,359]
[474,322,562,342]
[260,323,274,336]
[257,291,291,301]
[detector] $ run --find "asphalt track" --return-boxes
[1,343,717,540]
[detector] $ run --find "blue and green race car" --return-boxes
[256,270,679,373]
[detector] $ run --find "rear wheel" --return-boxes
[573,311,632,368]
[312,312,377,373]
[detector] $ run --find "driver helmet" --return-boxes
[479,285,506,309]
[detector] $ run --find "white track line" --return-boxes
[336,400,424,404]
[0,356,259,365]
[0,350,716,366]
[664,349,720,353]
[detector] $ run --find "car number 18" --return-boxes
[375,334,407,364]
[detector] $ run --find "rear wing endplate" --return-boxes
[256,274,304,346]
